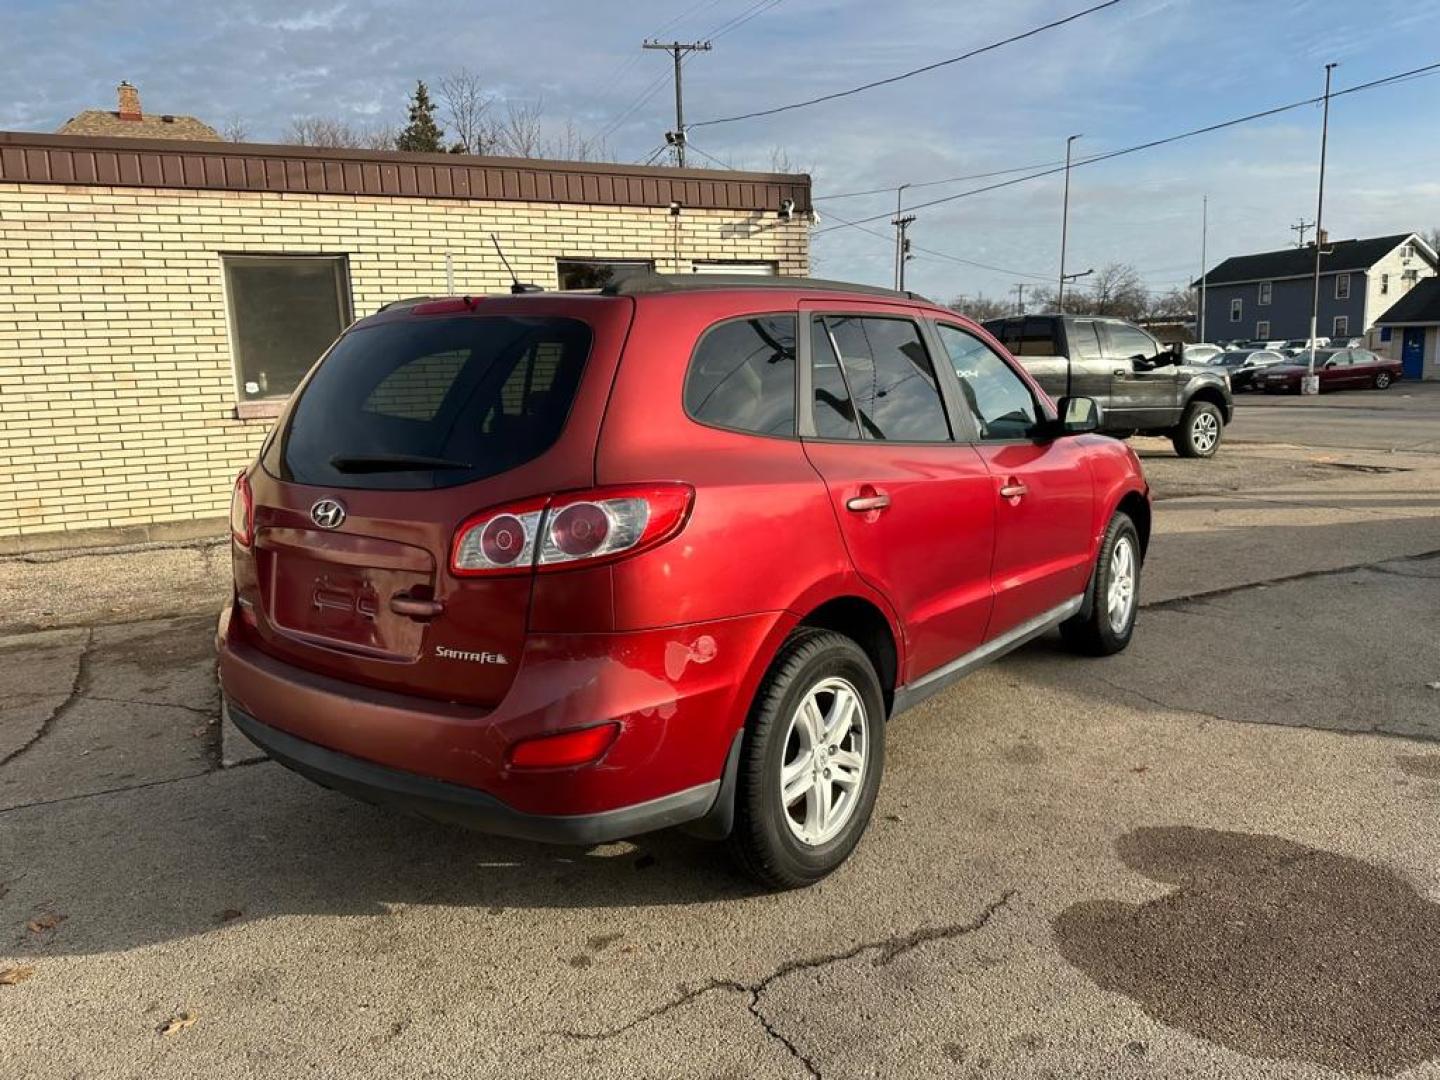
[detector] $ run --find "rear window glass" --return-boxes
[684,315,796,436]
[265,315,592,490]
[823,316,951,441]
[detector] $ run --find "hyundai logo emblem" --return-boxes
[310,499,347,529]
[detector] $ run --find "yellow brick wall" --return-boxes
[0,183,810,544]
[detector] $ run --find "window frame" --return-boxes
[1258,281,1272,306]
[1333,314,1350,338]
[1256,320,1271,340]
[555,257,655,290]
[690,260,778,276]
[796,308,962,445]
[681,311,799,440]
[930,319,1047,445]
[220,252,353,420]
[1230,297,1243,323]
[1381,273,1390,296]
[1334,272,1351,300]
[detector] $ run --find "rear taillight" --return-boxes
[450,484,693,577]
[230,471,254,547]
[508,723,620,769]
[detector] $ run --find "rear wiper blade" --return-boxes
[329,453,473,473]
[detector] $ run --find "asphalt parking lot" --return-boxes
[3,387,1439,1079]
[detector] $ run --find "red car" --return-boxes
[218,275,1150,887]
[1260,347,1402,393]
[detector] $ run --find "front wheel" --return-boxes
[1061,511,1141,656]
[1375,371,1393,390]
[728,629,886,889]
[1172,400,1224,458]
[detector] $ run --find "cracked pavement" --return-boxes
[3,413,1440,1078]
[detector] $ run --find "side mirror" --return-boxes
[1054,395,1102,436]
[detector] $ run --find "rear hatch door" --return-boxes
[240,296,631,706]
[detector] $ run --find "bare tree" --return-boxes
[438,69,491,154]
[1424,227,1440,257]
[480,100,611,162]
[284,116,397,150]
[1143,286,1194,322]
[220,116,249,143]
[948,293,1011,321]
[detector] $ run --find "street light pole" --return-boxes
[1305,62,1338,395]
[1198,195,1208,343]
[1058,134,1080,314]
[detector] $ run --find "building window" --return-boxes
[1400,243,1414,260]
[1256,321,1270,339]
[692,261,777,276]
[1230,298,1243,322]
[1335,273,1351,300]
[222,254,352,407]
[1381,273,1390,295]
[556,259,653,290]
[1258,281,1272,306]
[1333,315,1349,338]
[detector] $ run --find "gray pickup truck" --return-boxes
[982,314,1233,458]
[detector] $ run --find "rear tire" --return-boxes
[728,629,885,890]
[1171,400,1224,458]
[1061,512,1141,657]
[1375,371,1393,390]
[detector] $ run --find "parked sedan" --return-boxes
[1259,347,1403,393]
[1181,343,1226,365]
[1209,348,1287,390]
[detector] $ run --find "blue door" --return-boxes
[1402,328,1426,378]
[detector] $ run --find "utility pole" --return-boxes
[1291,218,1316,248]
[893,184,911,291]
[1305,62,1338,395]
[1198,195,1208,343]
[1057,134,1081,314]
[1013,283,1028,315]
[643,39,712,167]
[892,214,917,292]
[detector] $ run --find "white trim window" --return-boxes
[692,260,777,276]
[1381,273,1390,296]
[1333,315,1349,338]
[1230,298,1243,322]
[1258,281,1272,306]
[1335,272,1351,300]
[1256,320,1271,339]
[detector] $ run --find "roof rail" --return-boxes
[375,296,442,312]
[600,272,932,303]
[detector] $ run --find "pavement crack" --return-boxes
[551,890,1015,1077]
[83,694,218,719]
[0,628,94,768]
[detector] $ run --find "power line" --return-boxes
[690,0,1122,129]
[813,161,1068,203]
[704,0,785,41]
[812,58,1440,236]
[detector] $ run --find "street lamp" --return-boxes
[1058,135,1081,314]
[1304,63,1338,396]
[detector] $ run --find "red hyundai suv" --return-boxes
[219,275,1150,888]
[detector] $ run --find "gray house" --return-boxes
[1195,233,1437,344]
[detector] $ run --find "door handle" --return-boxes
[390,594,445,619]
[999,480,1028,501]
[846,489,891,513]
[1112,368,1129,377]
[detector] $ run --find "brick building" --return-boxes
[0,131,811,550]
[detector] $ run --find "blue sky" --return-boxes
[5,0,1439,303]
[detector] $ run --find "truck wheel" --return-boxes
[728,629,885,890]
[1172,400,1223,458]
[1061,511,1140,657]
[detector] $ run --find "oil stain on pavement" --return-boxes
[1396,754,1440,781]
[1054,826,1440,1075]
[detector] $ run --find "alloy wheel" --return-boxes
[1191,411,1219,454]
[1108,536,1137,634]
[780,677,867,846]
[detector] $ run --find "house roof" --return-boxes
[58,109,219,141]
[1376,277,1440,325]
[1196,233,1423,287]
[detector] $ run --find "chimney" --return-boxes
[117,81,141,121]
[1315,227,1329,248]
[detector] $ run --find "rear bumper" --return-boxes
[228,703,725,844]
[218,603,787,834]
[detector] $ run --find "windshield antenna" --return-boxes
[490,234,542,294]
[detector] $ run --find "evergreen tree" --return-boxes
[395,80,444,153]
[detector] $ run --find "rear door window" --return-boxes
[684,315,796,436]
[810,320,861,440]
[267,315,592,490]
[1018,318,1060,356]
[818,316,951,441]
[1068,320,1104,361]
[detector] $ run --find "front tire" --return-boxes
[1061,512,1141,656]
[1172,400,1224,458]
[729,629,885,890]
[1375,371,1393,390]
